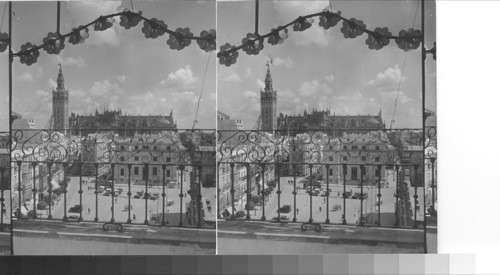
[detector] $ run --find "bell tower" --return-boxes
[52,63,69,134]
[260,61,277,132]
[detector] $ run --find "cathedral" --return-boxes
[259,66,385,136]
[51,65,177,136]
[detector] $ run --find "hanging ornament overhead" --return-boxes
[217,7,429,67]
[2,9,215,66]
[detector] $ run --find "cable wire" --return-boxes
[0,2,7,32]
[192,52,212,130]
[390,0,420,129]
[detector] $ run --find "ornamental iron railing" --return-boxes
[217,128,436,229]
[10,128,216,229]
[0,132,11,231]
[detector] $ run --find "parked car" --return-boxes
[116,188,123,195]
[134,193,142,199]
[69,205,82,213]
[167,199,174,206]
[332,204,341,211]
[278,204,291,213]
[98,187,105,193]
[351,193,360,199]
[272,215,289,221]
[103,190,112,196]
[67,214,79,221]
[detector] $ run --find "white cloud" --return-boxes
[223,73,242,83]
[244,68,252,78]
[380,90,412,104]
[273,56,296,69]
[67,1,123,47]
[48,78,57,89]
[56,56,87,68]
[368,65,406,88]
[161,65,198,88]
[298,79,332,97]
[325,75,335,82]
[16,73,34,82]
[115,75,126,82]
[273,1,331,47]
[89,79,123,97]
[256,79,265,89]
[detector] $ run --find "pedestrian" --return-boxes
[323,197,326,203]
[133,214,136,221]
[296,208,299,215]
[88,208,90,215]
[319,206,322,212]
[115,198,117,203]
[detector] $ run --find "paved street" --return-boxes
[236,177,424,227]
[37,176,194,226]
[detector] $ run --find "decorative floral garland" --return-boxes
[0,9,216,66]
[0,8,437,67]
[217,9,436,67]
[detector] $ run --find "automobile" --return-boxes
[98,187,105,193]
[351,193,360,199]
[278,204,291,213]
[332,204,342,211]
[69,205,82,213]
[320,190,329,197]
[357,193,367,200]
[311,189,320,196]
[67,214,79,221]
[152,193,160,200]
[166,199,174,206]
[271,215,289,221]
[133,193,142,199]
[103,190,112,196]
[116,188,123,195]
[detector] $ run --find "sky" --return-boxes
[0,0,216,131]
[217,0,436,129]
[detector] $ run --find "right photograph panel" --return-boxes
[216,0,436,254]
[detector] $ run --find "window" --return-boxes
[134,156,139,161]
[342,156,347,161]
[153,146,157,150]
[329,168,333,176]
[166,170,171,177]
[362,156,366,161]
[120,146,125,150]
[375,157,380,162]
[143,146,149,150]
[120,156,125,161]
[166,146,171,151]
[153,157,158,161]
[352,145,358,150]
[166,157,171,163]
[362,146,366,150]
[329,156,334,161]
[134,167,139,175]
[134,145,139,150]
[351,167,358,180]
[329,145,334,150]
[120,168,124,176]
[343,145,347,150]
[153,167,158,176]
[375,146,380,150]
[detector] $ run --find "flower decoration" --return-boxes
[293,17,314,32]
[0,32,8,53]
[197,29,216,52]
[318,9,341,30]
[19,42,40,66]
[268,27,288,45]
[142,18,168,39]
[425,42,436,60]
[365,27,391,50]
[340,18,366,39]
[42,32,65,55]
[68,26,90,45]
[167,27,193,50]
[218,43,238,67]
[119,9,142,29]
[395,28,422,51]
[94,16,115,31]
[241,33,264,55]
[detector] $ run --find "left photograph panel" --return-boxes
[5,0,216,255]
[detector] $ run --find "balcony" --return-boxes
[217,128,437,253]
[9,128,216,254]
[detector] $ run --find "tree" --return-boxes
[245,201,256,211]
[37,201,48,210]
[267,180,276,188]
[251,195,261,205]
[235,210,245,218]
